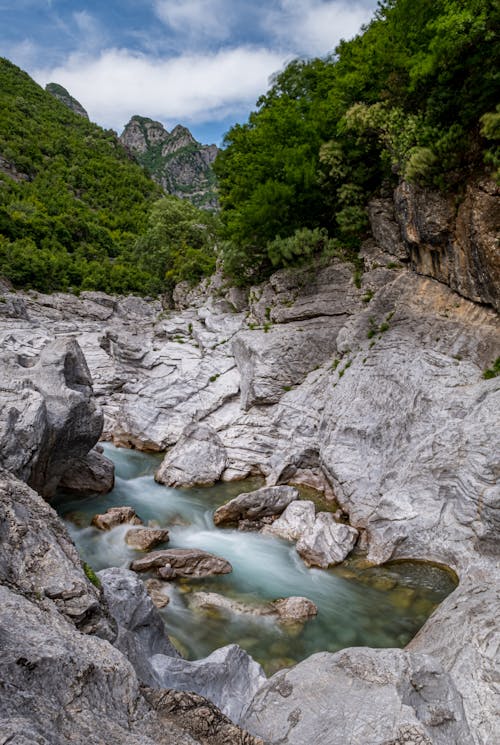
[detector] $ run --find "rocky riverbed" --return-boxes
[0,182,498,744]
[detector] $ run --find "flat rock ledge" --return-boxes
[130,548,233,580]
[213,486,299,528]
[189,591,318,625]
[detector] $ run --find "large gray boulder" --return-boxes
[213,485,299,527]
[151,644,267,724]
[262,500,316,541]
[0,337,103,497]
[98,568,179,686]
[155,423,228,487]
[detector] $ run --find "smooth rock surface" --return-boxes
[59,446,115,495]
[151,644,267,723]
[272,596,318,623]
[92,506,143,530]
[156,423,228,487]
[296,513,359,568]
[213,486,299,527]
[130,548,233,580]
[262,500,316,542]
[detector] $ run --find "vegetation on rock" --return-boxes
[215,0,500,283]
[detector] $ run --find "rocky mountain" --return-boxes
[0,176,498,743]
[120,116,218,210]
[45,82,89,119]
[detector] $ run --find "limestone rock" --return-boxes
[130,549,232,580]
[296,513,359,568]
[395,179,500,310]
[92,506,143,531]
[59,446,115,495]
[213,486,299,527]
[188,592,276,618]
[45,82,89,119]
[150,644,267,723]
[141,687,266,745]
[272,596,318,623]
[262,500,316,541]
[98,568,179,687]
[243,648,472,745]
[125,527,170,551]
[155,424,228,487]
[0,337,103,498]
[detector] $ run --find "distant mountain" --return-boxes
[120,116,218,210]
[45,82,89,119]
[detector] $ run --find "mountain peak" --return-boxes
[45,83,89,119]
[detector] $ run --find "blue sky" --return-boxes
[1,0,379,145]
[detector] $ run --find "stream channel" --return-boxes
[54,444,457,676]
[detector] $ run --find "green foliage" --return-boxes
[215,0,500,282]
[83,562,101,588]
[0,58,164,294]
[133,195,218,291]
[483,357,500,380]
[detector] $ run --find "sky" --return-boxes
[1,0,379,145]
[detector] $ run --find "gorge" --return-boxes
[0,177,499,744]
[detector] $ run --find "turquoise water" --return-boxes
[54,444,457,675]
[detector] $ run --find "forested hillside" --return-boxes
[0,58,166,294]
[215,0,500,282]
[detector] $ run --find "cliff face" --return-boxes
[120,116,218,210]
[395,179,500,311]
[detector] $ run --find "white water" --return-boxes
[54,444,457,674]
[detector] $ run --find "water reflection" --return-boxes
[54,444,457,675]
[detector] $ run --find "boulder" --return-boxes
[59,446,115,496]
[130,548,232,580]
[125,527,169,551]
[296,513,359,568]
[272,596,318,623]
[213,485,299,527]
[150,644,267,723]
[0,337,103,498]
[91,506,143,531]
[262,500,316,541]
[98,568,179,687]
[155,423,228,487]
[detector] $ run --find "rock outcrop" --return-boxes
[120,117,218,210]
[45,82,89,119]
[0,336,103,498]
[59,445,115,495]
[296,514,359,568]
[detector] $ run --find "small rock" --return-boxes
[213,485,299,527]
[188,591,276,617]
[91,506,143,531]
[125,527,169,551]
[130,548,232,579]
[272,596,318,623]
[296,513,359,568]
[145,579,171,608]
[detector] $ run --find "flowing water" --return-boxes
[54,444,457,675]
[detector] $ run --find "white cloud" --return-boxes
[265,0,373,57]
[32,46,285,132]
[154,0,234,42]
